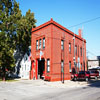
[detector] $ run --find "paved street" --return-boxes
[0,79,100,100]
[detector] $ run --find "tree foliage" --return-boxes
[0,0,36,80]
[0,0,21,79]
[16,9,36,53]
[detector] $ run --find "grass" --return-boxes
[6,79,18,82]
[0,78,19,82]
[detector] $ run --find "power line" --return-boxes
[32,31,84,48]
[32,29,97,59]
[32,16,100,55]
[68,16,100,28]
[32,31,86,63]
[86,49,97,57]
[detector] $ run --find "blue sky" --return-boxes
[16,0,100,58]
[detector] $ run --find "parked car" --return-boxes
[89,70,99,79]
[71,71,90,81]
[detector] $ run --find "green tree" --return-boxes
[14,9,36,75]
[0,0,21,80]
[16,9,36,53]
[0,0,36,80]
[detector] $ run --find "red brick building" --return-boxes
[30,18,87,81]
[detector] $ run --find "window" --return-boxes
[47,59,50,72]
[43,38,45,49]
[24,57,27,62]
[25,65,26,71]
[80,47,82,56]
[75,45,77,55]
[78,45,79,57]
[39,39,41,49]
[69,61,71,72]
[36,40,38,50]
[61,40,64,50]
[79,71,85,74]
[21,66,23,71]
[61,60,64,72]
[81,63,82,70]
[69,43,71,53]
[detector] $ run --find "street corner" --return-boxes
[44,78,100,88]
[38,80,89,88]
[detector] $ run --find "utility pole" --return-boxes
[73,30,76,73]
[86,51,89,70]
[61,31,65,84]
[82,27,85,71]
[62,32,65,84]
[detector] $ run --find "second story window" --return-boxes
[39,39,41,49]
[75,45,77,55]
[78,45,79,57]
[43,38,45,49]
[36,40,38,50]
[69,43,71,53]
[80,47,82,56]
[61,40,64,50]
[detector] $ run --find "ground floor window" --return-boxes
[69,61,71,72]
[47,59,50,72]
[61,60,64,72]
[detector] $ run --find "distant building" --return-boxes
[19,52,31,79]
[88,56,100,68]
[14,46,31,79]
[30,18,87,81]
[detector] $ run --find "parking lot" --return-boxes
[0,78,100,100]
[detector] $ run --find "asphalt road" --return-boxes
[0,79,100,100]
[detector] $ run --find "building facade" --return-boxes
[30,18,87,81]
[14,46,31,79]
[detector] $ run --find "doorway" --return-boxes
[38,59,45,79]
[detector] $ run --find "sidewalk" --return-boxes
[14,79,93,88]
[43,80,89,88]
[1,78,99,88]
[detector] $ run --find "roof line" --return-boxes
[31,18,86,42]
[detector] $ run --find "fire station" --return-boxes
[30,18,87,81]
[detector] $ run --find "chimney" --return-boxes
[50,18,53,21]
[78,29,82,37]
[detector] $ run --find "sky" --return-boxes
[16,0,100,58]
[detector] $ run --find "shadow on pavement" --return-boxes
[87,79,100,88]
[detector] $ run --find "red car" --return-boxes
[71,71,90,81]
[89,70,99,79]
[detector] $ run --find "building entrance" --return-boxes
[38,59,45,79]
